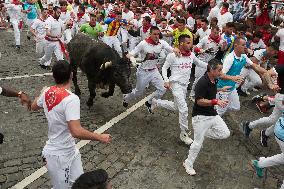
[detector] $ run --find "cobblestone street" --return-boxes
[0,30,283,189]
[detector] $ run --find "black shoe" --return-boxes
[39,64,50,70]
[145,101,154,114]
[123,100,128,108]
[15,45,20,50]
[237,87,248,97]
[240,121,252,137]
[27,36,31,40]
[252,93,267,103]
[260,129,269,147]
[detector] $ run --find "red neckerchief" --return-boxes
[12,0,21,5]
[142,23,152,33]
[163,12,167,16]
[61,8,67,13]
[197,23,201,29]
[77,12,85,20]
[220,7,228,15]
[180,49,192,56]
[48,10,53,16]
[45,86,70,112]
[209,34,221,43]
[145,37,160,45]
[188,13,193,18]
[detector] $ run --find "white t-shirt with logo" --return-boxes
[162,52,207,85]
[37,86,80,155]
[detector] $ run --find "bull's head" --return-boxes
[114,57,132,94]
[100,59,132,94]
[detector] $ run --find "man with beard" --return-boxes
[39,6,67,69]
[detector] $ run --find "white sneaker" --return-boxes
[180,131,193,145]
[183,161,196,176]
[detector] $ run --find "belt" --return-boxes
[44,36,69,61]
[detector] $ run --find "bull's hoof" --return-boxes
[101,92,112,98]
[86,99,94,107]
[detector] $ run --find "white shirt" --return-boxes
[140,27,150,41]
[45,16,64,38]
[76,13,90,27]
[186,16,195,31]
[162,52,207,85]
[250,39,266,50]
[37,87,80,155]
[207,6,220,22]
[122,10,134,21]
[0,87,2,94]
[196,28,211,42]
[223,52,253,74]
[196,35,223,62]
[276,28,284,52]
[31,18,47,39]
[218,12,233,28]
[159,25,173,45]
[130,40,173,69]
[59,11,72,24]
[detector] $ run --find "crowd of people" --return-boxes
[1,0,284,188]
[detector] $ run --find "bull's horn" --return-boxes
[100,61,112,70]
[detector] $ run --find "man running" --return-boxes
[151,34,207,145]
[183,58,231,176]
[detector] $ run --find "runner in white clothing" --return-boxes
[31,61,111,189]
[123,26,178,112]
[151,34,208,145]
[4,0,23,49]
[30,8,49,59]
[39,6,66,69]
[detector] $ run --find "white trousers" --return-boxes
[240,68,262,92]
[124,68,166,104]
[43,149,84,189]
[185,115,230,167]
[40,40,64,66]
[155,82,189,131]
[36,38,46,56]
[249,106,282,136]
[101,35,122,57]
[258,137,284,189]
[216,89,240,116]
[11,19,20,46]
[190,66,207,97]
